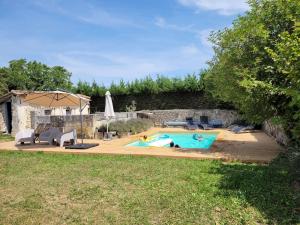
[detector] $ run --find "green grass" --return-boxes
[0,151,298,225]
[0,134,14,142]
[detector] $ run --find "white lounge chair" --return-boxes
[15,129,35,145]
[39,127,61,145]
[55,129,77,147]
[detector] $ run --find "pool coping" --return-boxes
[125,131,221,151]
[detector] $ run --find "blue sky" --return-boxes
[0,0,249,85]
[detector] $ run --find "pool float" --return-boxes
[148,138,173,147]
[193,134,203,141]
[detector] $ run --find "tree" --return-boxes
[0,59,72,92]
[204,0,300,139]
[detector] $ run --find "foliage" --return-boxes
[204,0,300,140]
[125,100,137,112]
[0,151,297,224]
[102,119,153,134]
[74,73,206,97]
[0,59,72,94]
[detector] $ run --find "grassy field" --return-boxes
[0,134,14,142]
[0,151,298,225]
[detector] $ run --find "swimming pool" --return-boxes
[126,132,218,149]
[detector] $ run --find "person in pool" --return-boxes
[169,141,180,148]
[170,141,175,147]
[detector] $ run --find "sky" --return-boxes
[0,0,249,85]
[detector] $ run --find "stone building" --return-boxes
[0,90,90,135]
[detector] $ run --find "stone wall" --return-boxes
[30,109,239,138]
[31,112,137,139]
[263,120,289,146]
[137,109,239,127]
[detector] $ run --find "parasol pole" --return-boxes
[80,98,83,144]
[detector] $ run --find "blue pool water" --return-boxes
[126,133,218,149]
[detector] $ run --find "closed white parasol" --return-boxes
[104,91,115,136]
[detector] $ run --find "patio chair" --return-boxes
[55,129,77,147]
[200,116,209,124]
[15,129,35,145]
[197,116,213,130]
[39,127,61,145]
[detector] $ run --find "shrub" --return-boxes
[100,119,153,134]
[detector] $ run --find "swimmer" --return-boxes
[170,141,175,147]
[139,135,148,141]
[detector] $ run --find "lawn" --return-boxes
[0,134,14,142]
[0,151,298,225]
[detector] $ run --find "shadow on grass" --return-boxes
[212,155,299,224]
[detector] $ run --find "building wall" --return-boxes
[0,104,8,133]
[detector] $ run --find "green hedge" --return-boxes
[74,74,205,97]
[90,91,232,112]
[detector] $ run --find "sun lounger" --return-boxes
[164,121,188,127]
[200,116,209,124]
[197,116,214,130]
[185,117,199,130]
[227,124,238,130]
[232,125,254,133]
[197,123,213,130]
[15,129,35,144]
[55,129,77,147]
[34,123,51,135]
[39,127,61,145]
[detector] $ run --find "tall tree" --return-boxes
[0,59,72,92]
[204,0,300,139]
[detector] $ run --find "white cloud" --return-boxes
[181,44,200,56]
[29,0,140,28]
[154,16,195,32]
[154,17,213,47]
[196,29,213,47]
[178,0,249,15]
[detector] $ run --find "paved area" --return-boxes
[0,128,283,163]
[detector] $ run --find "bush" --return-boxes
[100,119,153,134]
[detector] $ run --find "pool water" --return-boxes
[126,133,218,149]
